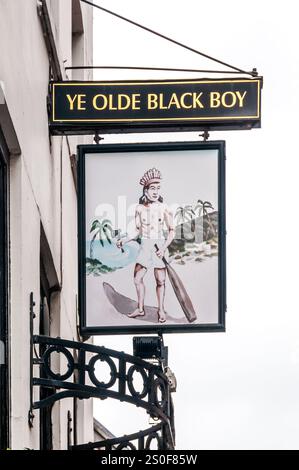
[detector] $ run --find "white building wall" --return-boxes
[9,155,41,450]
[0,0,94,449]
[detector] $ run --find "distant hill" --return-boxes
[169,212,218,255]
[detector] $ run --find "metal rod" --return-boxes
[65,65,257,76]
[28,292,36,428]
[79,0,253,75]
[72,423,163,450]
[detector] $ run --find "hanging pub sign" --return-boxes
[50,78,261,134]
[78,141,226,335]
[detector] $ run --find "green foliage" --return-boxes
[86,257,120,276]
[89,217,114,258]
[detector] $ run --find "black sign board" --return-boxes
[50,78,261,135]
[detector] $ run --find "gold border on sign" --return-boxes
[52,79,261,122]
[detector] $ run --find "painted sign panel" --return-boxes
[78,141,226,335]
[51,79,261,134]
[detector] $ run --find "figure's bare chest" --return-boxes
[139,205,165,227]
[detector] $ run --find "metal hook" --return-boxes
[94,132,104,144]
[199,130,210,141]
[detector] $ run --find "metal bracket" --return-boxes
[67,410,73,449]
[37,0,62,81]
[73,422,170,450]
[30,333,176,449]
[199,130,210,141]
[133,335,167,365]
[94,132,104,144]
[28,292,36,428]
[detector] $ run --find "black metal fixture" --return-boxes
[30,335,175,450]
[199,130,210,141]
[67,410,73,450]
[65,65,259,76]
[79,0,257,77]
[29,300,175,450]
[73,422,172,451]
[133,335,167,363]
[28,292,36,429]
[94,132,104,145]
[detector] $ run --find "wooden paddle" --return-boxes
[154,244,197,323]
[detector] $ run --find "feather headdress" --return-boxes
[139,168,162,187]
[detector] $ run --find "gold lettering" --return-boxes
[132,94,141,110]
[118,94,130,110]
[236,91,247,107]
[77,94,86,110]
[192,92,204,109]
[210,92,221,108]
[66,94,78,110]
[66,94,86,111]
[180,93,192,109]
[108,95,117,111]
[93,94,108,110]
[221,91,237,108]
[159,94,168,110]
[66,95,86,111]
[148,94,158,110]
[168,93,181,109]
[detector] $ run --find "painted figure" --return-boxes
[117,168,175,323]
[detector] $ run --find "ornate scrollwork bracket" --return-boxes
[30,331,175,450]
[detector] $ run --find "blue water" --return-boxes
[86,240,139,268]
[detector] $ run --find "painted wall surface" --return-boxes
[0,0,94,449]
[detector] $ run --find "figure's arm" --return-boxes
[156,206,175,257]
[117,207,141,248]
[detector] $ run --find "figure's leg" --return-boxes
[128,263,147,318]
[154,267,167,323]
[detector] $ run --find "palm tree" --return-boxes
[89,218,113,258]
[183,205,196,235]
[175,205,195,223]
[175,205,195,239]
[183,205,195,221]
[194,199,204,218]
[175,206,185,225]
[175,206,185,240]
[202,201,216,240]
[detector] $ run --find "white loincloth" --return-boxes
[135,238,169,269]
